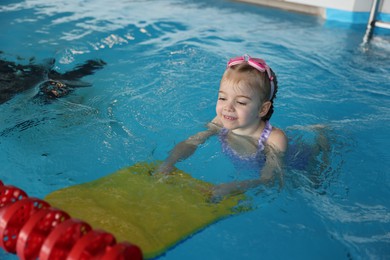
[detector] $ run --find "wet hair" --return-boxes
[221,62,278,121]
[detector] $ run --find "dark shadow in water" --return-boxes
[0,117,54,137]
[0,51,106,104]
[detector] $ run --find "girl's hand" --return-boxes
[209,182,240,203]
[156,162,175,175]
[208,178,266,203]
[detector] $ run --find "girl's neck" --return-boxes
[231,120,266,139]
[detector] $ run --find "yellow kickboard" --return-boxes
[45,162,245,259]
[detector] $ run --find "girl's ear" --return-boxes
[259,101,272,117]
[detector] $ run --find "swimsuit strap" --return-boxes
[258,121,273,152]
[220,128,229,135]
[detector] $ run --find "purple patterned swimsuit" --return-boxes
[219,121,273,169]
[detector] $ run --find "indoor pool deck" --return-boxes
[234,0,326,16]
[235,0,390,26]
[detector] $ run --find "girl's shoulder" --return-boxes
[268,125,288,153]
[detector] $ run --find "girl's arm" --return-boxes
[210,127,287,201]
[210,147,285,201]
[258,127,287,183]
[158,122,219,174]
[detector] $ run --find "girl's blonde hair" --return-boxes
[221,63,278,121]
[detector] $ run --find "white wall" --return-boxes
[237,0,390,15]
[286,0,390,13]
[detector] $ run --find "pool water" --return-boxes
[1,0,389,259]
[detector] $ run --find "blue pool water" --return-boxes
[1,0,389,259]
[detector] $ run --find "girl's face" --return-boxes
[216,78,265,135]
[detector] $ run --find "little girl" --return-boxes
[159,54,287,201]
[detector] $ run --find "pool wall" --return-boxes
[235,0,390,23]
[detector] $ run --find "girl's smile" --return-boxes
[222,115,237,121]
[216,81,263,136]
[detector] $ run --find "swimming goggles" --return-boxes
[227,54,275,100]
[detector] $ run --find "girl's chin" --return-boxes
[219,117,239,130]
[221,124,238,131]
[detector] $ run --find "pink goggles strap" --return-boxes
[227,54,275,100]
